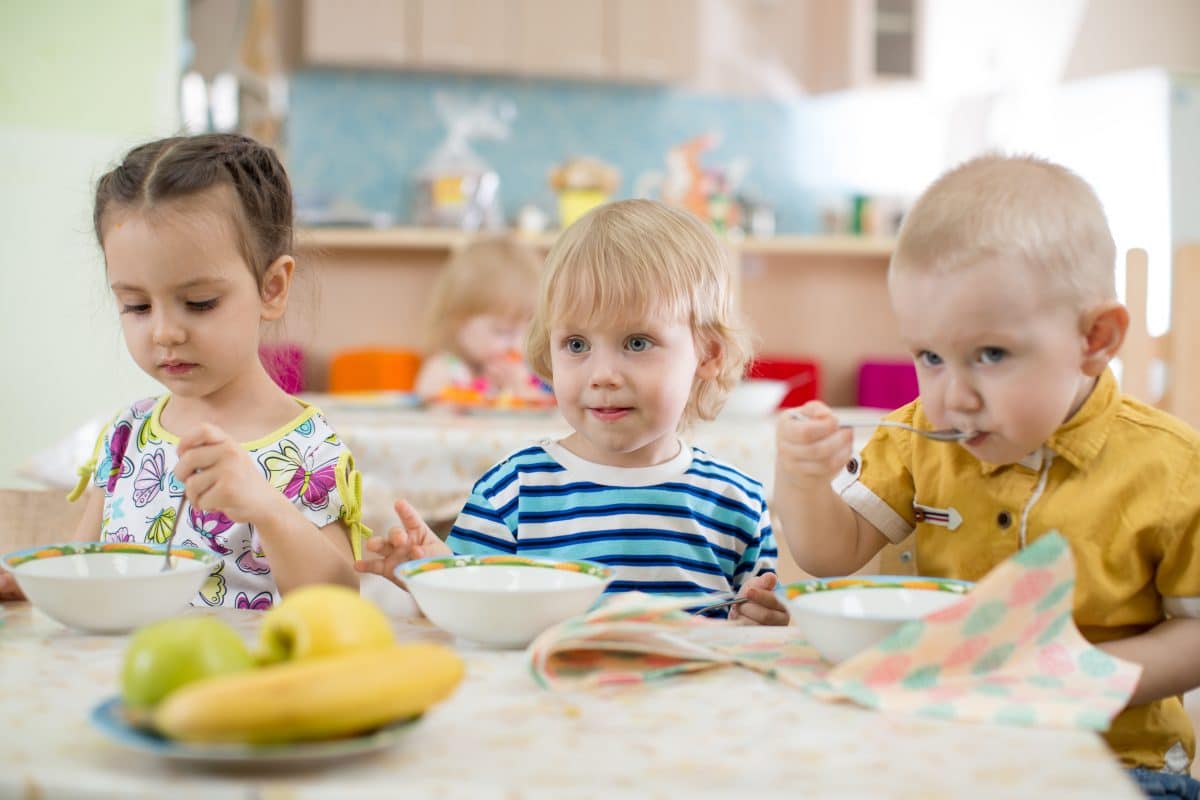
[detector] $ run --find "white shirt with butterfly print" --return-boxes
[89,395,356,611]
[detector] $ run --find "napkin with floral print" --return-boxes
[528,532,1141,732]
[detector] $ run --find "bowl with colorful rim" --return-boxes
[784,575,973,664]
[2,541,219,634]
[396,554,613,649]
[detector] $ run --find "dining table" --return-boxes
[1,601,1145,799]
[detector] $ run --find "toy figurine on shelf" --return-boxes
[634,133,749,235]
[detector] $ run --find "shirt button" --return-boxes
[846,458,859,475]
[997,511,1012,529]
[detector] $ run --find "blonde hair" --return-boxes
[526,199,751,426]
[424,236,543,356]
[890,153,1117,307]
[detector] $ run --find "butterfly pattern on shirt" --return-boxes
[90,396,355,610]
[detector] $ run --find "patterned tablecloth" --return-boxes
[0,602,1142,799]
[312,398,884,535]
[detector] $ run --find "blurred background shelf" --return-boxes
[297,226,896,258]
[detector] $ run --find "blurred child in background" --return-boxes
[414,236,548,403]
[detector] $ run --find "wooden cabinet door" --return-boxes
[803,0,920,93]
[612,0,699,84]
[303,0,417,67]
[701,0,807,96]
[418,0,515,72]
[514,0,609,79]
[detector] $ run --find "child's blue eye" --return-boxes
[917,350,942,367]
[979,347,1007,364]
[565,337,589,354]
[626,336,652,352]
[186,299,218,312]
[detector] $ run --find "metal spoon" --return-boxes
[837,420,975,442]
[784,411,974,442]
[161,493,187,572]
[689,596,749,616]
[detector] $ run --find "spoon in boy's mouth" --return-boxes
[837,420,975,442]
[785,411,975,443]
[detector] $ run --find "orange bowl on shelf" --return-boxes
[329,349,421,393]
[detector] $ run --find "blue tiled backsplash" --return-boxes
[287,70,824,233]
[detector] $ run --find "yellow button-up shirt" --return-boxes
[836,368,1200,770]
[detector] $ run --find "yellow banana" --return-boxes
[154,642,464,744]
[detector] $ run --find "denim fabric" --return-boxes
[1129,768,1200,800]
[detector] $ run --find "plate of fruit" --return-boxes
[90,586,464,766]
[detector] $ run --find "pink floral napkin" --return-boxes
[527,533,1141,731]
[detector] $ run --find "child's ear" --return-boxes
[1080,301,1129,377]
[260,255,295,322]
[695,337,724,380]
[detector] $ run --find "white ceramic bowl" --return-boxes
[397,555,613,649]
[2,542,219,634]
[786,576,972,663]
[721,379,790,417]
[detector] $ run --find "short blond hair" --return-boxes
[890,154,1116,307]
[424,236,543,356]
[526,199,751,426]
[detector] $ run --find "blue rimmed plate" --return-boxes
[89,696,417,767]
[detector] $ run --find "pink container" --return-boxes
[857,360,917,410]
[260,342,305,394]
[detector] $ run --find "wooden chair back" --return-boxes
[1124,245,1200,427]
[0,489,86,554]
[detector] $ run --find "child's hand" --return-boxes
[175,424,284,525]
[0,571,26,602]
[728,572,790,626]
[482,352,539,398]
[355,499,450,587]
[776,401,855,492]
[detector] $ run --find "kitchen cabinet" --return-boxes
[291,227,903,404]
[302,0,417,68]
[803,0,921,93]
[611,0,700,84]
[298,0,700,85]
[418,0,514,72]
[693,0,920,96]
[512,0,608,79]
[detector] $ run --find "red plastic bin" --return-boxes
[746,357,820,409]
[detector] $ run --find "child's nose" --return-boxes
[944,372,982,411]
[152,311,186,346]
[587,353,622,388]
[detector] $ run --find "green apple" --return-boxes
[121,617,253,720]
[257,584,393,664]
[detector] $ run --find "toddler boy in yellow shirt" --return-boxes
[776,153,1200,797]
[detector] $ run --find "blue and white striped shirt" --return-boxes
[446,440,778,599]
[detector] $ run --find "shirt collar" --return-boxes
[977,368,1119,476]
